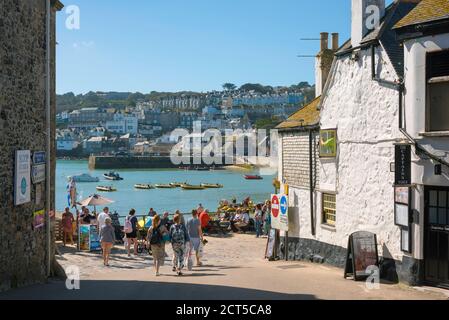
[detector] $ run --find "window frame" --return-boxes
[322,192,337,226]
[426,49,449,133]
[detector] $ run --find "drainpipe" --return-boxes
[46,0,52,277]
[309,130,315,236]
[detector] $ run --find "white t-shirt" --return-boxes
[97,212,110,230]
[242,213,250,224]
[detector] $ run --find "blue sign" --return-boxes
[33,151,46,165]
[280,195,288,215]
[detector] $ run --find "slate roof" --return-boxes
[394,0,449,29]
[276,96,321,130]
[336,0,420,78]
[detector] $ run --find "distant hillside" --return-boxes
[56,82,315,113]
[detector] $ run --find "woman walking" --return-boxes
[169,214,190,276]
[100,217,115,266]
[125,209,139,257]
[147,215,168,276]
[62,207,74,246]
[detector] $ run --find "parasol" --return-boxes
[78,194,114,211]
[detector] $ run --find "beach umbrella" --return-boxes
[78,194,114,211]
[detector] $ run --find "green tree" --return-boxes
[222,83,237,91]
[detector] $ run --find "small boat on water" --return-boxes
[244,175,263,180]
[181,184,206,190]
[155,184,176,189]
[103,172,124,181]
[200,183,223,189]
[68,173,99,183]
[134,184,154,190]
[96,186,117,192]
[169,182,186,187]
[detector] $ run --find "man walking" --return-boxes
[186,210,204,267]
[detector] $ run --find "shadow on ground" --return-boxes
[0,280,317,300]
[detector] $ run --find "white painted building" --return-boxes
[277,0,449,286]
[105,113,138,135]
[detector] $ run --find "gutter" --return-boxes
[309,130,315,236]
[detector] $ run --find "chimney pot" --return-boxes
[332,33,339,51]
[320,32,329,51]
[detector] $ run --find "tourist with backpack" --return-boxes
[147,215,168,276]
[169,213,190,276]
[124,209,139,257]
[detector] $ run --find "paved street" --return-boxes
[1,234,448,300]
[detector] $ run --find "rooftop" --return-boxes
[276,96,321,130]
[394,0,449,29]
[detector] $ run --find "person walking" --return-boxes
[100,217,115,266]
[97,207,110,232]
[169,214,190,276]
[62,207,74,246]
[254,204,263,238]
[262,200,272,236]
[186,209,204,267]
[147,215,168,276]
[125,209,139,257]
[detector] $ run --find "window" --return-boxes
[427,50,449,132]
[322,193,336,226]
[320,129,337,157]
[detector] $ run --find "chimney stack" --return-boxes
[332,33,339,51]
[351,0,385,48]
[320,32,329,51]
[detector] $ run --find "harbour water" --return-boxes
[56,160,276,217]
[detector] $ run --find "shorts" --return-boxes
[190,238,201,252]
[126,231,137,239]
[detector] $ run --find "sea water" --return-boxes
[56,160,276,218]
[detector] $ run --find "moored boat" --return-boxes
[103,172,124,181]
[181,184,206,190]
[68,173,99,183]
[96,186,117,192]
[155,184,176,189]
[169,182,185,187]
[134,184,154,190]
[200,183,223,189]
[244,175,263,180]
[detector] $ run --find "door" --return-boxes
[425,187,449,288]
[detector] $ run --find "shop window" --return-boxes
[427,50,449,132]
[322,193,336,226]
[320,129,337,158]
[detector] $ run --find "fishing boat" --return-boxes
[169,182,185,187]
[67,173,99,183]
[181,184,206,190]
[154,184,176,189]
[103,172,124,181]
[134,184,154,190]
[96,186,117,192]
[200,183,223,189]
[244,175,263,180]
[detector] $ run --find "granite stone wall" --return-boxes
[0,0,60,292]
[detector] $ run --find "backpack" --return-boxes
[150,226,163,245]
[124,216,133,234]
[171,224,185,244]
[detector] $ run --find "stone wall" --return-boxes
[0,0,60,292]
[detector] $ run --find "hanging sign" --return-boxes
[344,231,379,281]
[31,164,46,184]
[395,144,411,185]
[14,150,31,206]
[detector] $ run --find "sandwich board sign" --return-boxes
[271,194,289,231]
[14,150,31,206]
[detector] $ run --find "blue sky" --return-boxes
[56,0,393,94]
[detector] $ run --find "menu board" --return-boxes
[265,229,277,260]
[89,225,101,252]
[79,225,90,251]
[344,231,379,281]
